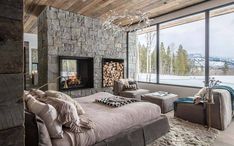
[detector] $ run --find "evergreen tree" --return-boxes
[172,53,176,74]
[166,46,172,74]
[160,42,166,74]
[175,45,190,75]
[138,43,147,73]
[222,61,229,75]
[151,48,157,73]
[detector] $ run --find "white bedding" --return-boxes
[52,92,161,146]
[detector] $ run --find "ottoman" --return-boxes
[141,92,178,113]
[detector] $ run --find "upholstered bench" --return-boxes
[141,92,178,113]
[174,98,206,125]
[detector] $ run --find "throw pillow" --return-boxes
[30,89,46,98]
[25,110,53,146]
[26,95,63,139]
[45,90,85,115]
[119,79,129,86]
[194,87,207,99]
[124,84,137,90]
[128,80,139,89]
[38,97,81,133]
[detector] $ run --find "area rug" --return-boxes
[148,116,219,146]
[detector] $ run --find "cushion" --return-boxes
[25,111,52,146]
[26,95,63,139]
[128,80,139,89]
[124,84,137,90]
[30,89,46,98]
[45,90,85,115]
[39,97,81,133]
[120,89,150,99]
[194,87,207,99]
[119,79,129,86]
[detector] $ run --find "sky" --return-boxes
[137,11,234,59]
[24,33,37,49]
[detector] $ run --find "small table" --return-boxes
[141,91,178,113]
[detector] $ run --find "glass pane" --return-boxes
[210,5,234,88]
[136,26,157,82]
[60,59,78,89]
[159,13,205,87]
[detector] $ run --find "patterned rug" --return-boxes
[148,116,219,146]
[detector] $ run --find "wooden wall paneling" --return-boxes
[0,0,24,145]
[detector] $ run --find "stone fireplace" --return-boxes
[102,58,124,87]
[38,7,127,97]
[59,56,94,91]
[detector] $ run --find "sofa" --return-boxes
[174,89,233,130]
[113,79,150,99]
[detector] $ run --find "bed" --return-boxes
[51,92,170,146]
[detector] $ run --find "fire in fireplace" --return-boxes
[59,56,93,91]
[102,58,124,87]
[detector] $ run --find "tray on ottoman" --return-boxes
[141,91,178,113]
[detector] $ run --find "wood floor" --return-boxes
[213,119,234,146]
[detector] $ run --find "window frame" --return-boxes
[127,2,234,88]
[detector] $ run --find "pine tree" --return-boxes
[138,43,147,73]
[166,46,172,74]
[151,48,157,73]
[175,45,190,75]
[172,53,176,74]
[160,42,166,74]
[222,61,229,75]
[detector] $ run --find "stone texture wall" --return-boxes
[0,0,24,145]
[38,7,127,97]
[128,32,138,80]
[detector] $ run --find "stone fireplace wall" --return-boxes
[38,7,127,97]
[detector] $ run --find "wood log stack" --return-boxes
[103,61,124,87]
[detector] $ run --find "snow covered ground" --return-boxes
[137,73,234,88]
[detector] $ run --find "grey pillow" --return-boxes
[128,80,139,89]
[45,90,85,115]
[25,111,52,146]
[38,97,81,133]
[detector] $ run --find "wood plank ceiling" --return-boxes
[24,0,206,34]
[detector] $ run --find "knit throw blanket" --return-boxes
[174,97,194,111]
[95,96,139,107]
[213,85,234,112]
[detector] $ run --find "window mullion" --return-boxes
[205,11,210,86]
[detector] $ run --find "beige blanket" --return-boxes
[52,92,161,146]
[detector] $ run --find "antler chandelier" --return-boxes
[102,10,151,34]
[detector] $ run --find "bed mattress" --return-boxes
[52,92,161,146]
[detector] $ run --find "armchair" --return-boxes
[113,79,150,99]
[174,89,233,130]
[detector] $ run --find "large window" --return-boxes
[136,26,157,82]
[128,4,234,87]
[159,13,205,86]
[210,5,234,88]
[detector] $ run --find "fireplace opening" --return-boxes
[59,56,94,91]
[102,58,124,87]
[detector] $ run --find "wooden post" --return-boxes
[0,0,24,145]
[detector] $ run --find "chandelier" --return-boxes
[102,10,151,34]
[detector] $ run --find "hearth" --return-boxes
[59,56,93,91]
[102,58,124,87]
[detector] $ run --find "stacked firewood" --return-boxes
[103,61,124,87]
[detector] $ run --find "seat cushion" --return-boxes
[120,89,150,99]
